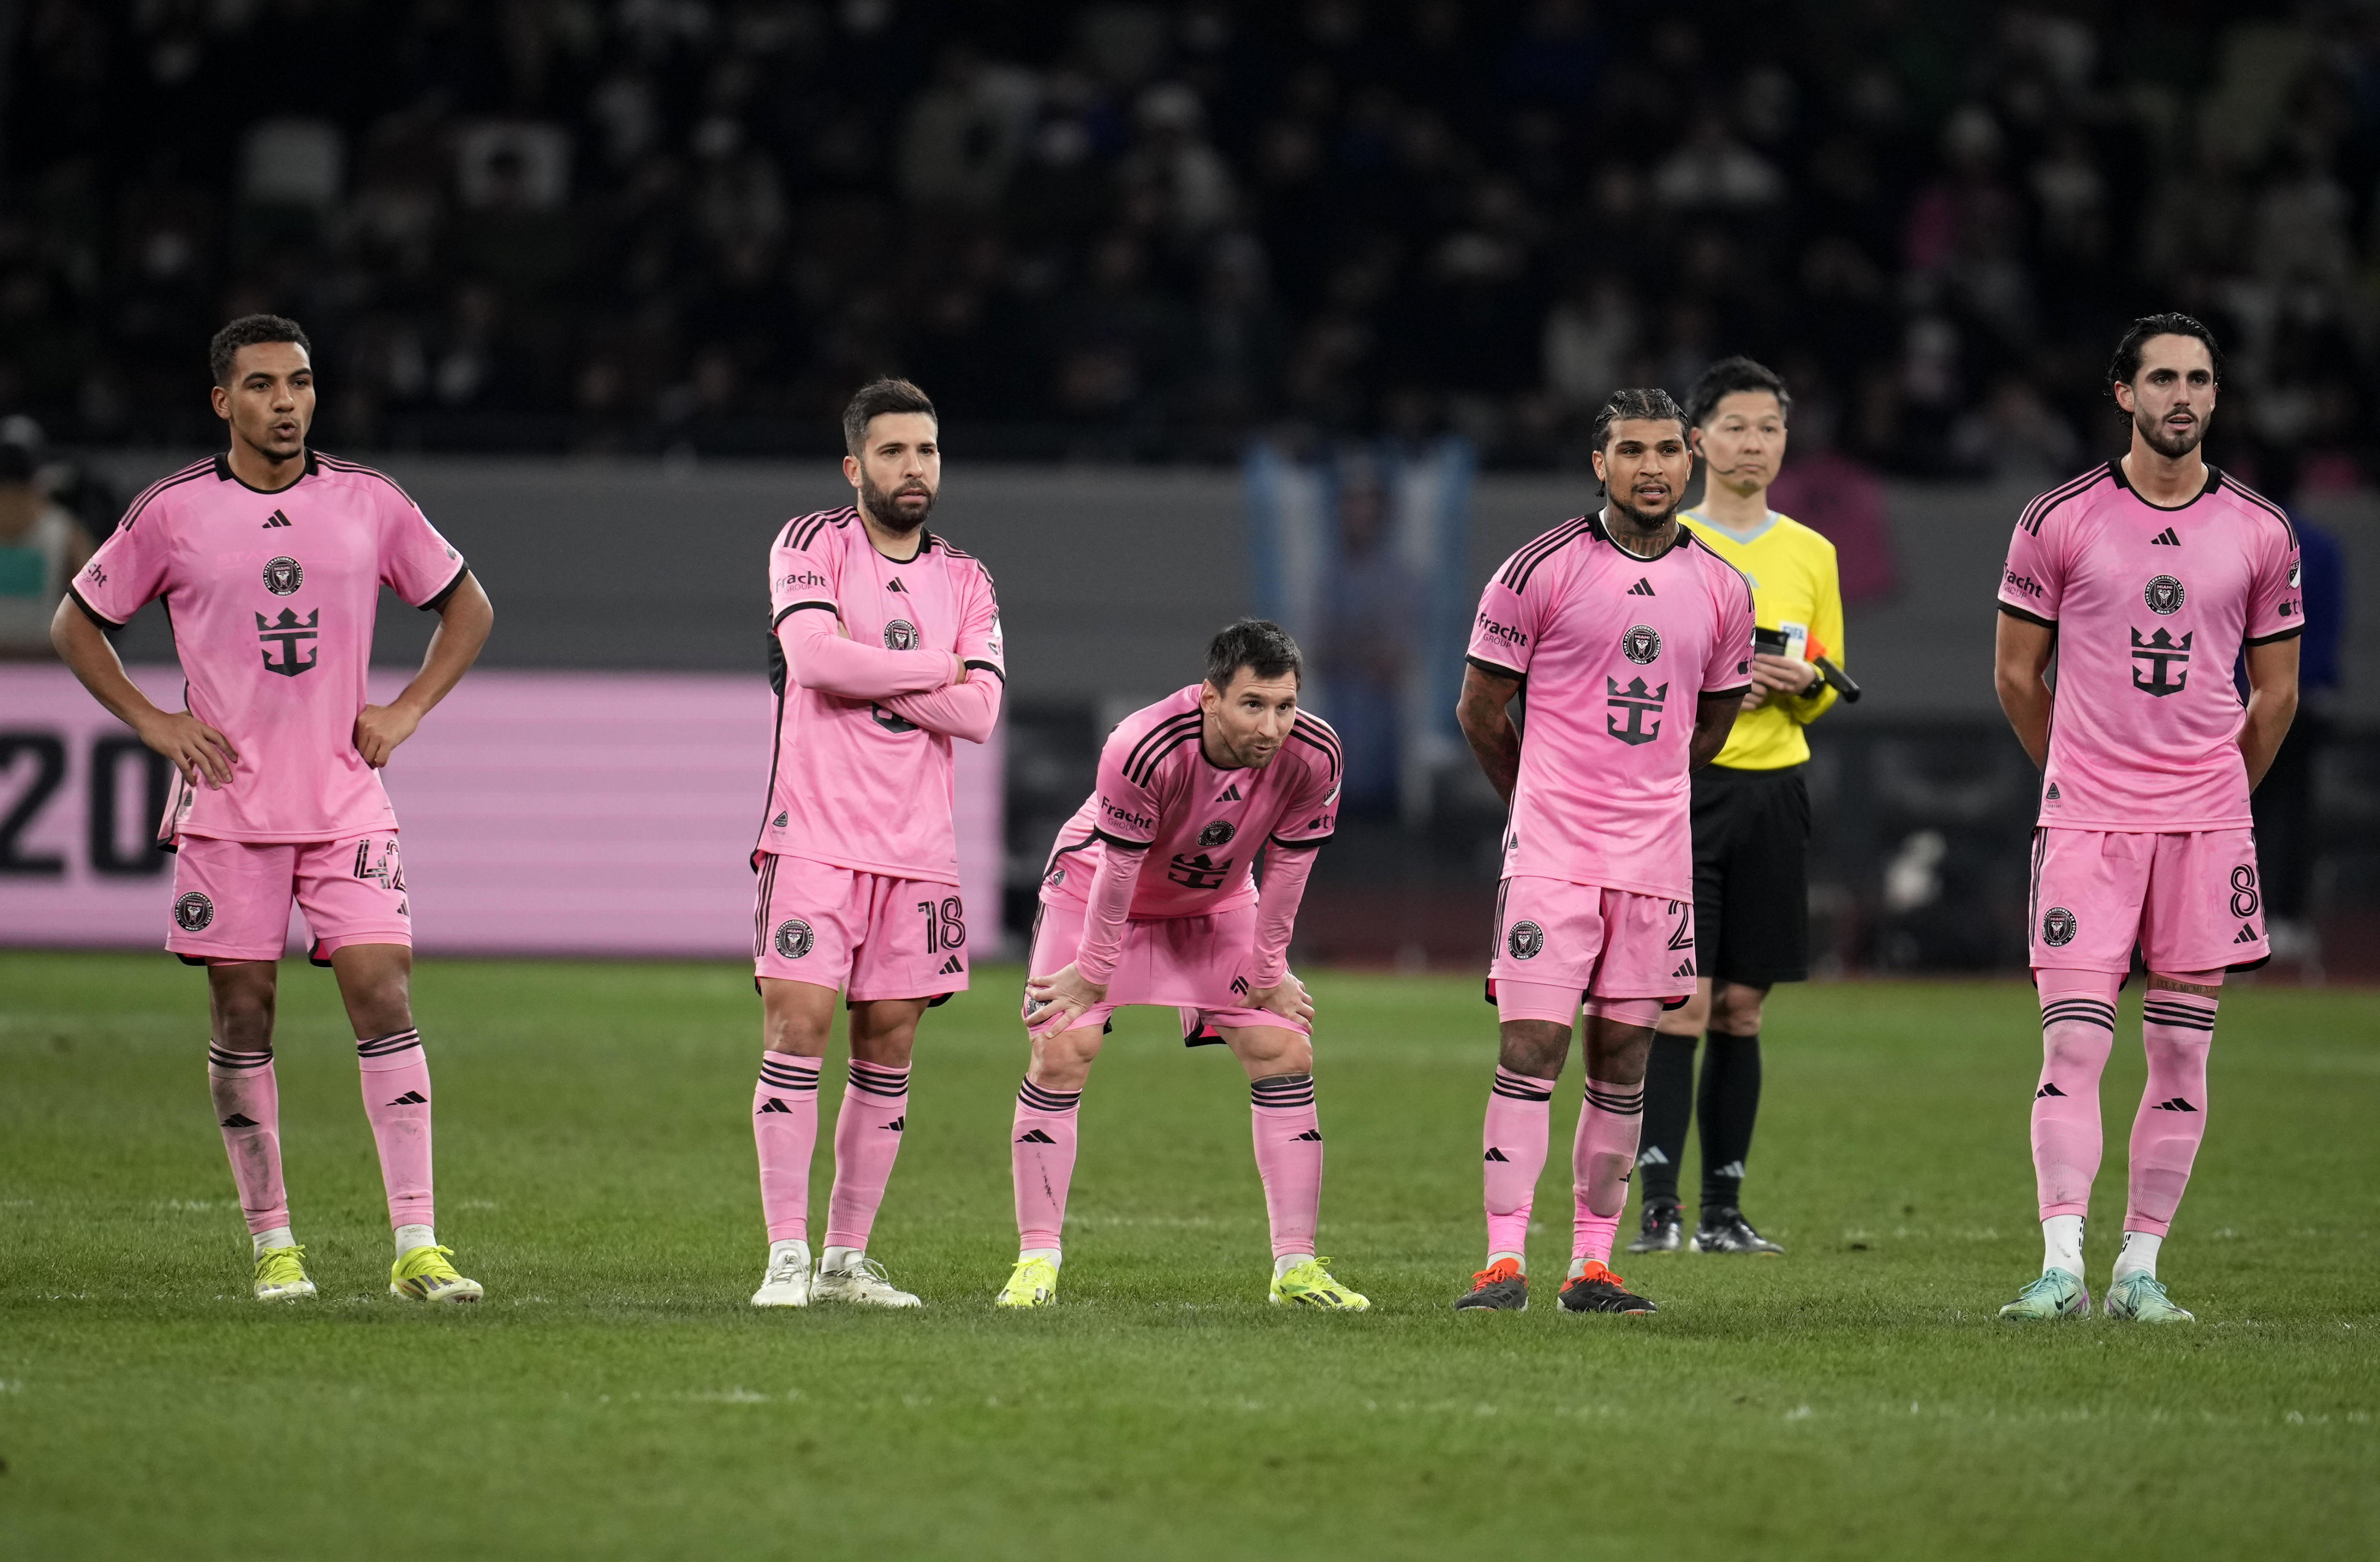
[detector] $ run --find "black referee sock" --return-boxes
[1696,1030,1762,1215]
[1635,1035,1697,1208]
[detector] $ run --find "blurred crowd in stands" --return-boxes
[7,1,2380,477]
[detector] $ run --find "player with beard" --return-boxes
[747,378,1003,1309]
[1994,316,2299,1324]
[1450,388,1754,1315]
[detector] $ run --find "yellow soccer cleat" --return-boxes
[390,1244,484,1304]
[1269,1256,1370,1311]
[253,1244,317,1302]
[995,1256,1059,1308]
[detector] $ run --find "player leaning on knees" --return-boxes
[49,315,495,1303]
[999,619,1366,1311]
[747,378,1003,1309]
[1452,389,1755,1315]
[1993,314,2299,1325]
[1630,357,1845,1258]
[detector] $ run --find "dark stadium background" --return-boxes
[3,0,2373,974]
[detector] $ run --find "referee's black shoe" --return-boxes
[1691,1207,1785,1256]
[1626,1199,1684,1254]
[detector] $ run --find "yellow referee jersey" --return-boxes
[1682,508,1844,770]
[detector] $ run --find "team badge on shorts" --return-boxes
[2142,575,2185,616]
[883,619,919,650]
[173,891,214,932]
[1199,819,1236,848]
[262,556,304,595]
[774,918,815,959]
[1507,920,1546,959]
[1621,624,1662,664]
[2041,906,2078,947]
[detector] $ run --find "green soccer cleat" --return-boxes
[2104,1273,2195,1323]
[252,1244,316,1302]
[1998,1267,2088,1321]
[995,1256,1059,1309]
[391,1244,483,1304]
[1269,1256,1370,1311]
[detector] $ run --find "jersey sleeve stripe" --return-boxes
[65,580,126,629]
[1091,827,1154,850]
[2218,476,2298,546]
[314,453,424,509]
[1499,520,1590,590]
[1267,832,1330,850]
[2017,464,2112,536]
[1125,725,1204,786]
[1121,712,1203,782]
[1465,652,1526,682]
[962,658,1005,680]
[1287,721,1343,780]
[1997,601,2056,629]
[414,562,470,611]
[1702,683,1753,702]
[115,461,215,533]
[772,599,837,627]
[2243,624,2304,647]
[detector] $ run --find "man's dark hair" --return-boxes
[1591,386,1689,452]
[209,315,311,386]
[1205,617,1303,689]
[842,377,937,456]
[2108,313,2223,390]
[1685,356,1792,428]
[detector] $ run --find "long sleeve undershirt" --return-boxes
[1248,845,1318,989]
[779,607,956,699]
[1074,840,1148,986]
[880,672,1002,743]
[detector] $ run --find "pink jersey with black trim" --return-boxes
[1040,685,1341,918]
[1466,514,1755,900]
[1998,461,2302,831]
[69,451,468,843]
[759,507,1003,883]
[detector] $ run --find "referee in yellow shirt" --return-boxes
[1630,357,1844,1257]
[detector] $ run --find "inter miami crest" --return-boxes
[2142,575,2185,616]
[173,892,214,932]
[883,619,919,650]
[2041,906,2077,948]
[1507,920,1546,960]
[1199,819,1236,848]
[261,556,304,595]
[773,918,815,960]
[1621,623,1662,665]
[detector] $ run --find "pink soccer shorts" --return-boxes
[2029,827,2267,974]
[1488,875,1697,1004]
[166,832,412,965]
[753,851,971,1001]
[1025,896,1307,1038]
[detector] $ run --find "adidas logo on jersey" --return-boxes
[2045,781,2061,801]
[887,578,908,592]
[387,1090,428,1106]
[758,1097,793,1114]
[261,509,293,529]
[1627,577,1656,596]
[1230,975,1250,996]
[882,1116,905,1132]
[1217,783,1242,802]
[1671,959,1695,979]
[2152,1097,2197,1113]
[1293,1128,1322,1142]
[220,1112,259,1127]
[1016,1128,1056,1144]
[2234,923,2260,943]
[2035,1082,2066,1098]
[937,955,963,974]
[1484,1147,1510,1162]
[2150,527,2180,545]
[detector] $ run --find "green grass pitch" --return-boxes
[2,952,2375,1559]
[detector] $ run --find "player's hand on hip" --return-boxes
[137,710,238,789]
[352,702,422,768]
[1248,972,1314,1027]
[1024,963,1105,1038]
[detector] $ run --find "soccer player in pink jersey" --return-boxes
[993,619,1368,1311]
[1994,315,2300,1325]
[746,378,1003,1309]
[50,315,495,1305]
[1451,388,1755,1315]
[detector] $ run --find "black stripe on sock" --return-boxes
[1017,1078,1081,1112]
[760,1058,821,1090]
[845,1061,911,1097]
[208,1045,273,1070]
[356,1029,422,1058]
[2040,1001,2116,1031]
[1583,1084,1646,1114]
[1251,1074,1316,1107]
[1491,1068,1554,1102]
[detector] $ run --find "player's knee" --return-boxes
[208,965,277,1048]
[1028,1028,1101,1090]
[1245,1034,1313,1080]
[1497,1020,1569,1079]
[1712,983,1765,1034]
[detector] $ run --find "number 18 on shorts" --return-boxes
[752,851,971,1001]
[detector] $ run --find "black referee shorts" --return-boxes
[1690,762,1811,988]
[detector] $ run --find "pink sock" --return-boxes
[754,1052,821,1243]
[2127,986,2217,1236]
[1250,1074,1322,1259]
[208,1044,288,1236]
[1571,1078,1644,1269]
[824,1059,909,1251]
[2032,970,2118,1222]
[1483,1067,1555,1257]
[356,1029,434,1230]
[1012,1078,1081,1250]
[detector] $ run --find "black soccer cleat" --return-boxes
[1691,1207,1785,1256]
[1627,1200,1684,1254]
[1453,1258,1528,1312]
[1557,1263,1659,1314]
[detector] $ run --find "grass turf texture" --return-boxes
[1,953,2374,1559]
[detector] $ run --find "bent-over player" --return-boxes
[997,619,1366,1311]
[747,378,1003,1309]
[51,314,495,1304]
[1994,315,2299,1324]
[1452,387,1753,1315]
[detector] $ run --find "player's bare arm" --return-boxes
[356,572,493,768]
[1687,689,1744,770]
[1993,611,2056,769]
[2238,635,2300,790]
[1456,661,1524,801]
[50,597,239,786]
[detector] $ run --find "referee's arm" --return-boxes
[1786,541,1845,723]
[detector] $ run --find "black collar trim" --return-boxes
[1588,509,1692,563]
[213,448,317,494]
[2108,458,2221,512]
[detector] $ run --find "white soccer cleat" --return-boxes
[811,1254,921,1308]
[751,1241,813,1308]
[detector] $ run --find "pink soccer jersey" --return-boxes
[69,452,468,844]
[759,507,1003,883]
[1466,514,1755,900]
[1040,686,1341,918]
[1998,462,2302,831]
